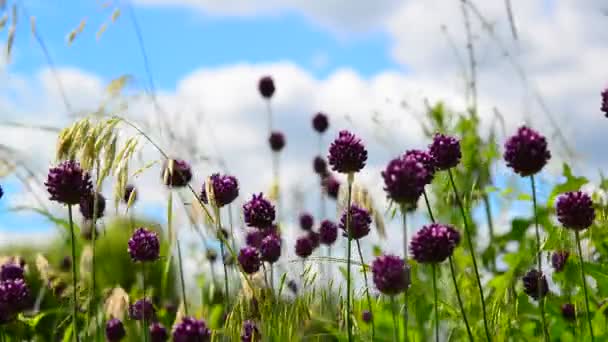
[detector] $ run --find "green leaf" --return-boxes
[547,163,588,207]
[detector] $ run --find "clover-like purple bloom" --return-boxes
[313,156,328,176]
[129,298,155,321]
[241,320,261,342]
[429,133,461,170]
[404,149,435,184]
[172,316,211,342]
[362,310,372,323]
[123,184,137,204]
[561,303,576,321]
[312,112,329,133]
[299,212,314,231]
[372,255,409,296]
[339,205,372,240]
[150,322,169,342]
[522,269,549,300]
[162,159,192,187]
[308,231,320,249]
[504,126,551,177]
[328,130,368,174]
[269,131,286,152]
[602,88,608,117]
[295,236,314,258]
[45,160,93,205]
[556,191,595,231]
[410,223,460,264]
[319,220,338,245]
[128,228,160,262]
[258,76,275,99]
[200,173,239,208]
[238,246,261,274]
[323,174,340,199]
[551,250,569,272]
[79,191,106,220]
[381,155,428,205]
[245,229,264,248]
[105,318,126,341]
[0,278,29,322]
[243,193,276,229]
[260,233,281,264]
[0,262,24,281]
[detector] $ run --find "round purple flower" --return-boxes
[173,316,211,342]
[556,191,595,231]
[1,262,24,281]
[323,174,340,199]
[238,246,261,274]
[339,205,372,240]
[260,234,281,263]
[245,229,264,248]
[128,298,155,321]
[79,191,106,220]
[241,320,261,342]
[150,322,169,342]
[429,133,461,170]
[200,173,239,207]
[45,160,93,205]
[312,112,329,133]
[551,250,569,272]
[362,310,372,323]
[381,155,428,205]
[319,220,338,245]
[0,278,29,316]
[105,318,126,341]
[404,149,435,184]
[269,131,286,152]
[522,269,549,300]
[328,130,367,174]
[410,223,460,264]
[258,76,275,99]
[243,193,276,229]
[123,184,137,204]
[313,156,328,176]
[308,231,320,249]
[561,303,576,321]
[295,236,314,258]
[372,255,408,296]
[602,88,608,117]
[299,212,314,231]
[162,159,192,188]
[128,228,160,262]
[504,126,551,177]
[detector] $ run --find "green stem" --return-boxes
[482,194,497,272]
[142,263,148,342]
[391,296,399,342]
[575,231,594,341]
[423,189,473,341]
[432,264,439,342]
[68,205,80,342]
[345,174,354,342]
[400,207,409,341]
[356,239,375,338]
[530,175,549,342]
[215,206,230,311]
[176,239,188,316]
[447,169,491,341]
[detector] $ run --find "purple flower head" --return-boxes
[362,310,372,323]
[522,269,549,300]
[299,212,314,231]
[172,316,211,342]
[308,231,320,249]
[602,88,608,117]
[200,173,239,208]
[1,262,24,281]
[328,130,367,174]
[241,320,261,342]
[323,174,340,199]
[45,160,93,205]
[127,228,160,262]
[105,318,126,341]
[404,149,436,184]
[504,126,551,177]
[150,322,169,342]
[258,76,275,99]
[79,191,106,220]
[312,112,329,133]
[123,184,137,204]
[339,205,372,240]
[0,278,29,317]
[381,155,428,205]
[238,246,261,274]
[295,236,314,258]
[372,255,409,296]
[556,191,595,231]
[319,220,338,245]
[260,233,281,263]
[128,298,155,321]
[551,250,569,272]
[245,229,264,248]
[561,303,576,321]
[313,156,328,176]
[410,223,460,264]
[243,193,276,228]
[269,131,286,152]
[429,133,461,170]
[162,159,192,188]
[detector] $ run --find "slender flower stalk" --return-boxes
[176,238,188,316]
[142,263,148,342]
[432,264,439,342]
[530,176,549,341]
[355,239,375,338]
[345,173,354,342]
[575,231,594,340]
[215,205,229,310]
[400,207,409,341]
[391,296,399,342]
[67,205,79,342]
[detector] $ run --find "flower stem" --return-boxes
[423,189,473,341]
[447,169,491,341]
[215,206,230,312]
[432,264,439,342]
[530,175,549,342]
[400,207,409,341]
[67,204,80,342]
[391,295,399,342]
[356,239,375,338]
[176,238,188,316]
[345,173,354,342]
[142,262,148,342]
[575,231,594,341]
